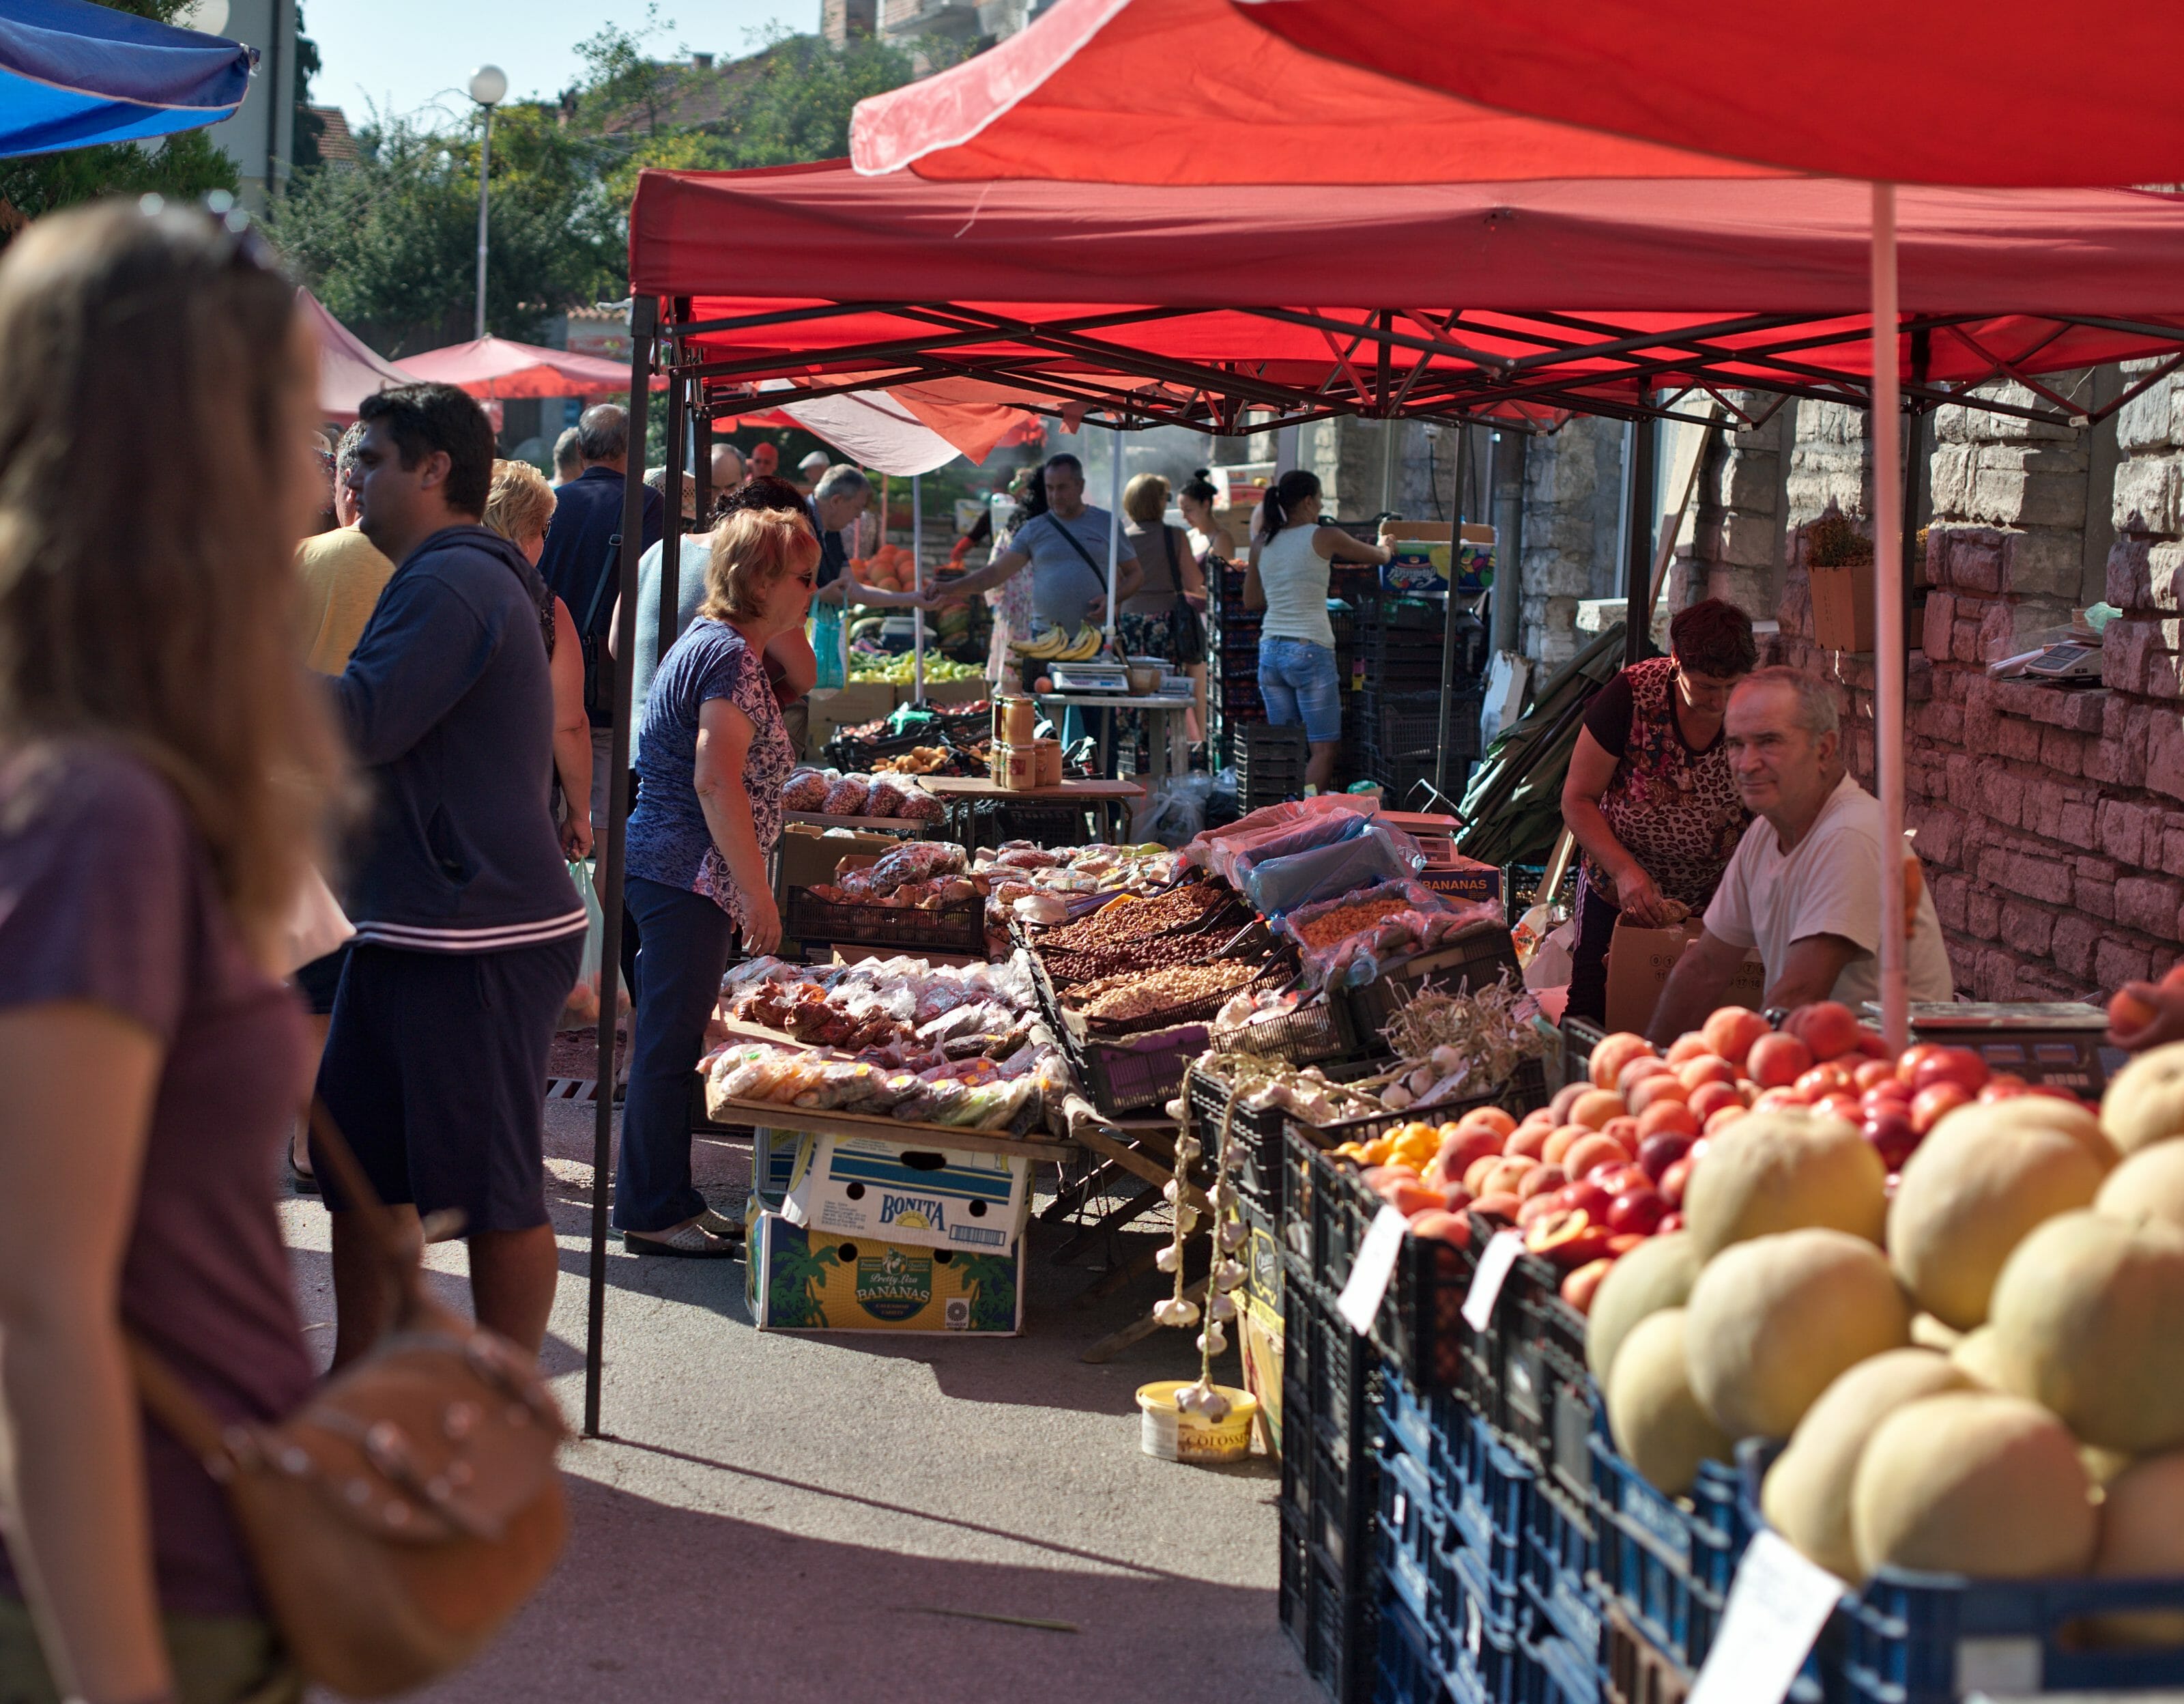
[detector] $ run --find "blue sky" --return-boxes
[301,0,811,126]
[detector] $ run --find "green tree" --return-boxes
[713,27,930,169]
[0,0,239,242]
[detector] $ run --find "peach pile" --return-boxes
[1326,1000,2096,1323]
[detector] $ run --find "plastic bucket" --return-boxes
[1138,1380,1259,1464]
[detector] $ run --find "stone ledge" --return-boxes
[1984,679,2109,731]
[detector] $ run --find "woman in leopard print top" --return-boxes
[1560,600,1757,1026]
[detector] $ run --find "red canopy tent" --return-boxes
[397,334,664,399]
[299,289,414,423]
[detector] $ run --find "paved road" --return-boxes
[280,1099,1319,1704]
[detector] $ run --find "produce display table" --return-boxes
[918,773,1146,842]
[1034,692,1194,795]
[702,1093,1076,1166]
[782,809,931,836]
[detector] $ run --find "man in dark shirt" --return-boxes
[536,402,663,829]
[324,382,584,1367]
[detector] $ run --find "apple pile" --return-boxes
[1327,999,2098,1326]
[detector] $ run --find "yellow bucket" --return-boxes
[1137,1380,1259,1464]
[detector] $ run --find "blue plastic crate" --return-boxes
[1587,1403,1746,1674]
[1523,1474,1600,1655]
[1452,1414,1532,1597]
[1375,1587,1453,1704]
[1379,1443,1446,1633]
[1729,1438,2184,1704]
[1381,1365,1439,1468]
[1524,1622,1603,1704]
[1445,1554,1529,1704]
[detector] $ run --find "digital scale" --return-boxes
[1048,662,1130,694]
[1989,638,2104,684]
[1861,1001,2125,1098]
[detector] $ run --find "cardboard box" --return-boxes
[745,1210,1024,1334]
[1381,521,1495,593]
[1417,847,1503,912]
[807,682,897,754]
[1603,917,1768,1036]
[920,676,991,707]
[776,823,903,892]
[1808,563,1876,653]
[1239,1306,1284,1460]
[783,1130,1031,1253]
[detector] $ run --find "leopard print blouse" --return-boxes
[1581,656,1750,911]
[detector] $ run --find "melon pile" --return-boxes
[1590,1018,2184,1603]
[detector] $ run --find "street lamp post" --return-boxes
[468,64,506,342]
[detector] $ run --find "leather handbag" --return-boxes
[128,1108,568,1697]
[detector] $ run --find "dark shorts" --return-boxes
[292,939,350,1017]
[314,936,582,1235]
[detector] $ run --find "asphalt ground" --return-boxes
[278,1096,1321,1704]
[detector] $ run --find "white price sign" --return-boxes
[1461,1229,1526,1333]
[1687,1530,1845,1704]
[1336,1206,1409,1335]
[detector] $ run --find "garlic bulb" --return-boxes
[1217,1220,1249,1252]
[1174,1134,1202,1163]
[1381,1085,1414,1111]
[1153,1296,1200,1329]
[1195,1324,1228,1357]
[1213,1258,1246,1292]
[1155,1243,1181,1274]
[1210,1292,1238,1323]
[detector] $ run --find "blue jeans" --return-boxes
[1258,636,1344,745]
[616,877,738,1233]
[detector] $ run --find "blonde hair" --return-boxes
[0,202,344,956]
[700,507,820,622]
[1123,472,1170,526]
[484,457,556,548]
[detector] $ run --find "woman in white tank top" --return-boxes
[1244,470,1394,792]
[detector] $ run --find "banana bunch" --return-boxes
[1010,625,1104,661]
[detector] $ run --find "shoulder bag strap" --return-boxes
[579,532,623,638]
[1047,515,1108,580]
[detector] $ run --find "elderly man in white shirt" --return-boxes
[1648,666,1954,1042]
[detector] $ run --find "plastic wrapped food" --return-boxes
[894,788,945,824]
[821,773,872,815]
[781,769,832,812]
[863,778,905,818]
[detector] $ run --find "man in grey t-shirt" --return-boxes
[949,453,1142,631]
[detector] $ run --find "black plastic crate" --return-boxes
[1502,1261,1598,1501]
[1343,928,1527,1050]
[1282,1261,1381,1473]
[1066,1021,1209,1118]
[782,889,985,953]
[1282,1505,1383,1704]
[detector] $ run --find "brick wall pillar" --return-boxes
[1676,395,1784,621]
[1517,415,1625,666]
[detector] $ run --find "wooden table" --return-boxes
[704,1093,1078,1165]
[782,809,929,836]
[1034,693,1194,798]
[919,774,1146,843]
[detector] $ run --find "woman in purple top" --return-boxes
[0,207,346,1700]
[619,507,814,1257]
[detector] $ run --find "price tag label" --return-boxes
[1461,1229,1526,1333]
[1336,1206,1409,1335]
[1687,1530,1845,1704]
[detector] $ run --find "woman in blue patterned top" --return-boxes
[620,507,815,1256]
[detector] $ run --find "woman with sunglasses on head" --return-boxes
[0,203,344,1703]
[615,505,817,1258]
[1559,599,1757,1026]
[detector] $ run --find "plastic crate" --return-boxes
[1374,1588,1451,1704]
[1524,1473,1601,1656]
[782,889,984,953]
[1453,1413,1532,1603]
[1066,1021,1209,1118]
[1527,1622,1605,1704]
[1214,993,1368,1071]
[1343,928,1528,1049]
[1589,1415,1739,1674]
[1446,1551,1529,1704]
[1377,1364,1461,1475]
[1503,1263,1598,1501]
[1379,1441,1447,1634]
[1282,1262,1381,1473]
[1282,1508,1381,1704]
[1603,1604,1690,1704]
[1192,1053,1373,1221]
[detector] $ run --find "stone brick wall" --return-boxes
[1516,416,1626,666]
[1675,395,1785,617]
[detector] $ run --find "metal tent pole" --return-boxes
[659,333,687,662]
[1435,423,1473,797]
[1623,408,1658,665]
[912,472,925,702]
[1106,425,1122,638]
[585,294,657,1439]
[1871,184,1910,1054]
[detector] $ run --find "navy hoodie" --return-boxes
[332,524,582,952]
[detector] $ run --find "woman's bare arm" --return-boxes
[549,598,592,858]
[0,1003,168,1703]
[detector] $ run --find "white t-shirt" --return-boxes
[1704,772,1955,1010]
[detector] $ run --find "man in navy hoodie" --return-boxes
[317,382,584,1367]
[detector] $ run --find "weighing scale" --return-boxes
[1048,661,1130,694]
[1989,637,2104,684]
[1860,1001,2125,1097]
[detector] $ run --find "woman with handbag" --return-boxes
[0,204,346,1701]
[1119,473,1207,741]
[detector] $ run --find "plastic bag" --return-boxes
[1525,917,1576,991]
[810,604,846,691]
[557,860,627,1031]
[1244,822,1425,918]
[1130,772,1213,848]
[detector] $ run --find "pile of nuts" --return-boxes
[1067,960,1263,1026]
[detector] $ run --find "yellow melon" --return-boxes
[1585,1230,1701,1386]
[2095,1139,2184,1234]
[1684,1228,1912,1441]
[1932,1094,2116,1170]
[2088,1451,2184,1646]
[1852,1391,2097,1580]
[1909,1313,1964,1352]
[1761,1348,1974,1582]
[1988,1210,2184,1454]
[1887,1118,2106,1330]
[1682,1111,1886,1258]
[2101,1040,2184,1156]
[1951,1325,2007,1389]
[1606,1307,1732,1499]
